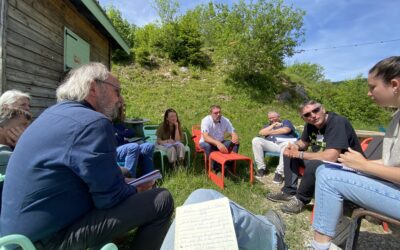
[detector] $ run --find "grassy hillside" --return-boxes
[115,62,307,158]
[112,61,393,249]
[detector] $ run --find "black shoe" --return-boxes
[267,191,294,203]
[272,173,284,184]
[255,168,266,178]
[280,196,305,214]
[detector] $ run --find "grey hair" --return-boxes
[56,62,109,102]
[0,108,32,127]
[0,90,31,110]
[267,111,280,117]
[298,100,322,113]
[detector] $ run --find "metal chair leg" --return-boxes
[345,215,363,250]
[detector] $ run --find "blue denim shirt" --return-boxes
[0,101,136,242]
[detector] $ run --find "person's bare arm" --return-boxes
[259,124,274,136]
[339,148,400,185]
[303,148,341,162]
[290,140,309,151]
[284,141,340,162]
[230,132,239,144]
[267,127,291,136]
[174,123,181,141]
[203,132,228,153]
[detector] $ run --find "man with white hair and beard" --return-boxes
[0,63,174,250]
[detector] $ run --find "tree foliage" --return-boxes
[153,0,179,25]
[134,24,163,66]
[104,5,136,63]
[305,76,391,127]
[285,62,326,84]
[174,0,305,82]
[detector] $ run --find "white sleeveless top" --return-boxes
[383,109,400,167]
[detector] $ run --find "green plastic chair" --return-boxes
[0,234,35,250]
[143,125,191,173]
[0,234,118,250]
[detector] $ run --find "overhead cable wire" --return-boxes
[296,38,400,53]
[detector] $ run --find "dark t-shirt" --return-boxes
[265,119,297,142]
[301,112,362,154]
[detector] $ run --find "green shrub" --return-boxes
[135,47,157,67]
[305,77,391,128]
[104,5,136,64]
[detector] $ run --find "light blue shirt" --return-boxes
[200,115,235,143]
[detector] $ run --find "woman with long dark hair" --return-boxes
[156,108,186,167]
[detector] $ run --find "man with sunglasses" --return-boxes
[267,100,362,214]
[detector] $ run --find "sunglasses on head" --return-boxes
[302,106,321,118]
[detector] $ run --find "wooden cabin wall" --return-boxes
[3,0,111,116]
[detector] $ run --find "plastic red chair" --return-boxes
[191,125,207,173]
[360,137,373,152]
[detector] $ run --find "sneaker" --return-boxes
[305,242,341,250]
[280,196,305,214]
[272,173,284,184]
[255,168,266,178]
[267,191,294,203]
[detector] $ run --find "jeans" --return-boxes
[200,141,239,170]
[116,142,155,177]
[38,188,174,250]
[281,157,323,204]
[251,137,289,174]
[312,166,400,237]
[160,189,278,250]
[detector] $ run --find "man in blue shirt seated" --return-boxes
[114,102,155,178]
[0,63,174,250]
[252,111,297,183]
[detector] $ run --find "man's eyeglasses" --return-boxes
[96,80,121,96]
[302,106,321,118]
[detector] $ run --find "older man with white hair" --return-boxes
[0,89,31,113]
[0,90,31,146]
[1,63,174,249]
[0,108,31,174]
